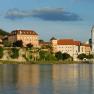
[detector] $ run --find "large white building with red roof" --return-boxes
[51,38,91,60]
[8,30,39,47]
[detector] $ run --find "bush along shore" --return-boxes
[0,60,93,64]
[0,47,93,64]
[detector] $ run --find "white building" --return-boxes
[51,38,91,61]
[51,39,80,61]
[91,26,94,54]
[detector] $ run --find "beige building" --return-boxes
[8,30,39,47]
[80,43,91,55]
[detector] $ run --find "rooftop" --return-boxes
[9,30,38,36]
[57,39,81,46]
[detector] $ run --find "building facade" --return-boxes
[8,30,39,47]
[80,44,91,55]
[51,39,91,61]
[91,26,94,54]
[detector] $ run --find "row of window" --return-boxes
[58,46,73,49]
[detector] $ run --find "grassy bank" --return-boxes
[0,60,92,64]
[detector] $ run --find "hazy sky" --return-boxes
[0,0,94,41]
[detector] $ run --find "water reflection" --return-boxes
[0,64,94,94]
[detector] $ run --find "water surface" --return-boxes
[0,64,94,94]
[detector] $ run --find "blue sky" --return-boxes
[0,0,94,41]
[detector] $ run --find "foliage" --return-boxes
[50,37,57,41]
[39,39,44,43]
[0,47,3,58]
[13,40,23,47]
[55,52,71,61]
[0,29,9,36]
[39,51,56,61]
[86,54,93,59]
[39,51,46,61]
[62,53,71,60]
[55,51,63,60]
[77,53,87,60]
[3,40,11,47]
[26,43,33,48]
[10,48,19,59]
[78,53,94,60]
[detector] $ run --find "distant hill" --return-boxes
[0,29,9,36]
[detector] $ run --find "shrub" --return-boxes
[3,41,11,47]
[55,51,63,60]
[86,54,93,59]
[62,53,71,60]
[10,48,19,59]
[0,47,3,58]
[13,40,23,47]
[77,53,87,60]
[26,43,33,49]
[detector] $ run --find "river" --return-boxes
[0,64,94,94]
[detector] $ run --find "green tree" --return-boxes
[0,29,9,36]
[26,43,33,49]
[45,52,56,61]
[3,40,11,47]
[55,51,63,60]
[86,54,93,59]
[39,50,56,61]
[39,39,44,43]
[77,53,87,60]
[39,50,46,61]
[10,48,19,59]
[13,40,23,47]
[62,53,71,60]
[0,47,3,58]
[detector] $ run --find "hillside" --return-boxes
[0,29,9,36]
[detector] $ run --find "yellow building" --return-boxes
[8,30,39,47]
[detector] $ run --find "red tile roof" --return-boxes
[57,39,80,46]
[74,41,81,46]
[9,30,38,35]
[81,43,90,47]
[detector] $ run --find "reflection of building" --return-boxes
[8,30,39,47]
[17,65,40,86]
[52,65,78,94]
[17,65,40,94]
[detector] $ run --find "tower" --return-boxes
[91,26,94,53]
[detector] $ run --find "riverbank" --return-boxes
[0,60,93,64]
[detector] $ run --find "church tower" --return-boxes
[91,26,94,53]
